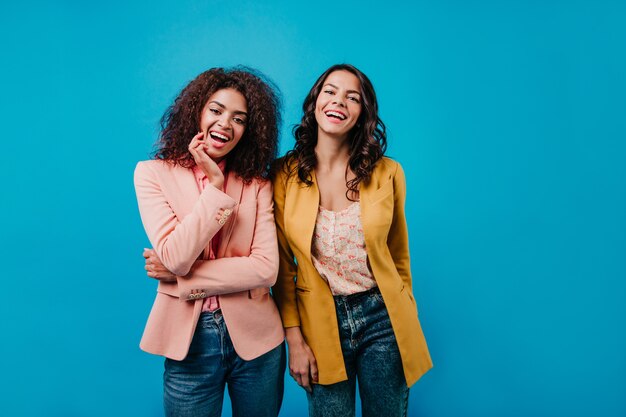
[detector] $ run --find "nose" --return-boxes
[217,114,232,130]
[332,96,346,107]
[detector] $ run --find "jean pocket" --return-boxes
[372,289,385,304]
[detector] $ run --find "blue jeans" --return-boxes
[307,287,409,417]
[163,310,285,417]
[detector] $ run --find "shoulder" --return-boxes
[134,160,192,189]
[372,157,403,181]
[135,159,187,177]
[234,175,273,198]
[271,156,296,185]
[251,177,272,192]
[135,159,167,174]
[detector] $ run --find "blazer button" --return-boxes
[224,209,232,216]
[218,218,226,225]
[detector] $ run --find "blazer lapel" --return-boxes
[358,176,374,246]
[217,171,243,258]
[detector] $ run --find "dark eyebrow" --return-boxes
[323,83,361,96]
[209,100,248,116]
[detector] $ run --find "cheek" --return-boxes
[314,103,326,122]
[315,97,327,113]
[233,126,246,142]
[199,113,213,128]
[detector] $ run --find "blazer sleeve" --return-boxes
[134,161,236,277]
[387,162,413,292]
[175,179,280,299]
[270,168,301,327]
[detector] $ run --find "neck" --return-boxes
[315,131,350,171]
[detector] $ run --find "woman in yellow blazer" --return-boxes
[273,64,432,417]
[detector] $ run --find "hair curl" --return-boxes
[154,66,281,182]
[282,64,387,199]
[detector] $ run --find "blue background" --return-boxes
[1,1,624,416]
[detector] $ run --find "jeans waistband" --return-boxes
[333,286,380,303]
[199,309,223,323]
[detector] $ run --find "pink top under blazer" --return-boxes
[134,159,284,361]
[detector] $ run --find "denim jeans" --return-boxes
[163,310,285,417]
[307,287,409,417]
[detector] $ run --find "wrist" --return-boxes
[285,327,304,345]
[210,179,224,190]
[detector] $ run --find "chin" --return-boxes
[207,152,225,161]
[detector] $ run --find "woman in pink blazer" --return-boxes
[134,67,285,417]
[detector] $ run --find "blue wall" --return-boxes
[1,1,624,416]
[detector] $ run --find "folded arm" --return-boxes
[134,161,236,277]
[173,179,279,299]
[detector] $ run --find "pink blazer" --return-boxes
[134,160,284,361]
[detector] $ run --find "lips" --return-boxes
[324,110,347,121]
[209,130,231,143]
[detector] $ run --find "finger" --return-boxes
[143,248,150,258]
[300,371,311,392]
[188,145,200,159]
[189,140,204,156]
[310,361,319,383]
[199,144,213,158]
[189,131,204,146]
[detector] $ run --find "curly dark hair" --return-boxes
[154,66,281,182]
[282,64,387,198]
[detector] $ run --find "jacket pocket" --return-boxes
[295,285,312,295]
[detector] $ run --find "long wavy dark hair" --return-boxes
[283,64,387,198]
[154,67,281,182]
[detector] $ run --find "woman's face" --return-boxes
[198,88,248,162]
[314,70,362,140]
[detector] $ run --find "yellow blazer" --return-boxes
[272,157,432,386]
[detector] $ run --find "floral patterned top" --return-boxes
[311,202,377,296]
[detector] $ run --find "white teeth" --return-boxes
[210,132,229,141]
[325,111,346,120]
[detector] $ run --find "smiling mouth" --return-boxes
[209,131,230,143]
[325,110,347,120]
